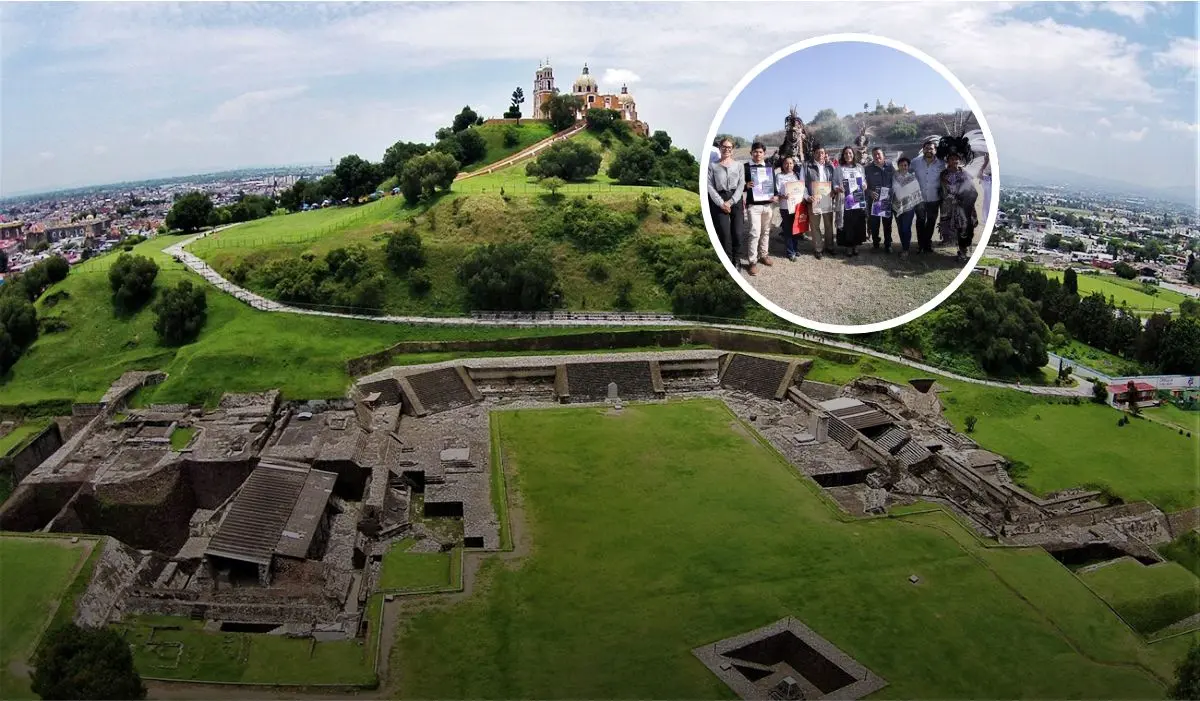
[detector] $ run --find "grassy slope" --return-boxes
[0,235,627,409]
[192,131,700,315]
[1054,338,1143,377]
[394,401,1175,699]
[462,121,555,173]
[1144,403,1200,433]
[803,352,1198,512]
[1044,270,1187,314]
[0,536,93,700]
[1079,559,1200,634]
[0,419,52,456]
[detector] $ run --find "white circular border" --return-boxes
[701,33,1000,335]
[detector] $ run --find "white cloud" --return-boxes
[1101,2,1154,22]
[93,145,108,155]
[602,68,641,89]
[38,151,54,160]
[1162,119,1199,133]
[1097,117,1112,127]
[1153,37,1198,74]
[211,85,308,122]
[1111,127,1148,141]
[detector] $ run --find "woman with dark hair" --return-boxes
[707,137,745,264]
[936,136,979,263]
[890,156,919,258]
[774,156,802,262]
[835,145,867,257]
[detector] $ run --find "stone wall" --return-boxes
[0,481,81,531]
[185,459,254,509]
[1,422,63,484]
[74,469,196,553]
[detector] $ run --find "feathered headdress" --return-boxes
[935,110,978,164]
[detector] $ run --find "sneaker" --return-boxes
[761,257,773,266]
[884,246,892,254]
[748,264,759,276]
[814,252,823,260]
[787,254,797,262]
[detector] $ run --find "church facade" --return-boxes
[530,60,646,135]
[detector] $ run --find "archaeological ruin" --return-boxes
[1,348,1190,654]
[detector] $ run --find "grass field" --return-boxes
[462,121,555,173]
[1079,558,1200,635]
[378,538,458,591]
[1145,403,1200,433]
[0,420,52,456]
[1054,339,1144,377]
[803,352,1198,512]
[1161,532,1200,578]
[391,401,1180,698]
[169,426,197,451]
[0,536,95,700]
[118,615,375,686]
[0,234,634,410]
[1044,270,1189,315]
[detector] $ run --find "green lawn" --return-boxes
[1161,532,1200,578]
[1079,559,1200,634]
[1144,403,1200,433]
[1054,339,1144,377]
[0,419,52,456]
[169,426,197,451]
[0,536,95,700]
[463,121,555,173]
[1044,270,1188,315]
[119,615,374,686]
[378,538,458,592]
[803,352,1198,512]
[391,401,1177,699]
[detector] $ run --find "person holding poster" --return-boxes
[890,157,920,257]
[803,144,837,259]
[936,136,979,263]
[707,137,745,265]
[911,136,946,254]
[774,157,804,262]
[742,142,776,275]
[865,147,895,253]
[836,146,867,257]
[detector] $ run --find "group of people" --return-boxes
[707,134,987,275]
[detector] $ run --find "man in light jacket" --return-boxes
[910,136,945,254]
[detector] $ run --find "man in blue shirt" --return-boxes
[910,136,945,254]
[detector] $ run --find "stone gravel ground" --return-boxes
[738,230,972,327]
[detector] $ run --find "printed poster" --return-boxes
[784,180,807,213]
[891,175,922,215]
[749,165,775,200]
[871,186,891,217]
[811,181,833,215]
[843,173,865,210]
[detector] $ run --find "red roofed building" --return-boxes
[1110,381,1156,407]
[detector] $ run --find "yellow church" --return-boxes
[530,60,647,135]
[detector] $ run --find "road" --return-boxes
[165,231,1092,398]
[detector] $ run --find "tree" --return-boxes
[669,257,747,319]
[888,120,918,141]
[812,108,839,123]
[1181,298,1200,319]
[715,134,747,148]
[540,176,566,197]
[807,119,852,151]
[585,108,621,133]
[165,191,214,233]
[606,139,659,185]
[650,130,672,156]
[399,151,459,202]
[452,106,480,133]
[929,276,1050,377]
[536,197,638,253]
[1137,313,1171,365]
[445,128,487,166]
[108,253,159,312]
[965,415,978,433]
[1063,267,1078,295]
[457,242,562,311]
[333,154,382,201]
[381,141,431,181]
[543,94,582,132]
[1159,316,1200,374]
[385,230,426,273]
[31,623,146,700]
[0,295,38,348]
[1092,380,1108,404]
[503,126,520,147]
[1042,232,1062,250]
[1114,261,1137,279]
[153,280,207,345]
[505,87,525,123]
[0,249,7,273]
[525,139,601,181]
[1169,639,1200,700]
[1125,380,1141,415]
[408,269,432,297]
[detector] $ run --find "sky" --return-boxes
[719,42,969,142]
[0,1,1197,198]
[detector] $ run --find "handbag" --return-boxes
[792,201,810,236]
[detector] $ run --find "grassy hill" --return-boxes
[193,130,704,315]
[463,121,555,173]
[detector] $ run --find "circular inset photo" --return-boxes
[703,34,998,333]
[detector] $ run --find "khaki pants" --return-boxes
[811,211,835,253]
[745,203,774,264]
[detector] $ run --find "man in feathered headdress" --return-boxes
[935,132,979,262]
[910,135,945,254]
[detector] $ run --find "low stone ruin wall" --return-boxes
[0,481,81,531]
[1,422,63,484]
[73,469,196,553]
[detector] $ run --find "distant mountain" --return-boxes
[1003,157,1197,208]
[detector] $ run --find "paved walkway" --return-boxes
[453,122,587,181]
[165,231,1090,398]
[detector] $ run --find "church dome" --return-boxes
[573,63,597,92]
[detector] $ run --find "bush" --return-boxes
[400,151,459,202]
[153,280,207,345]
[385,230,426,273]
[525,140,601,181]
[1092,380,1108,404]
[458,242,561,311]
[408,270,432,297]
[613,278,635,311]
[32,623,146,700]
[537,197,639,253]
[635,193,651,219]
[585,257,609,283]
[888,120,919,141]
[108,254,159,312]
[165,191,214,233]
[503,126,520,148]
[607,139,658,186]
[965,415,978,433]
